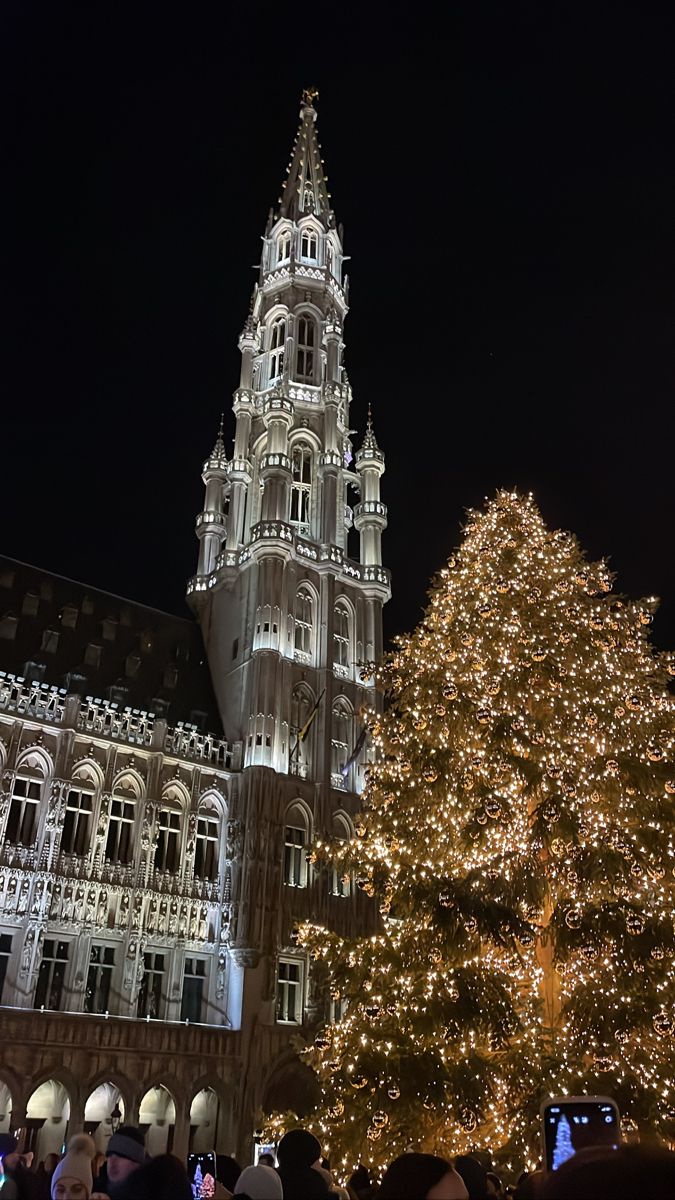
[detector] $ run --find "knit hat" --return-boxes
[106,1127,146,1165]
[234,1165,284,1199]
[51,1133,95,1199]
[0,1133,17,1159]
[277,1129,321,1168]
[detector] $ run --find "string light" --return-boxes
[263,491,675,1180]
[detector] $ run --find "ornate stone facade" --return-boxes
[0,94,388,1163]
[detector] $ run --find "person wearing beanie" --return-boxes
[97,1127,145,1198]
[233,1165,284,1199]
[51,1133,96,1200]
[276,1130,329,1199]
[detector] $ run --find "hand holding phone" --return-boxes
[187,1151,217,1198]
[541,1095,621,1171]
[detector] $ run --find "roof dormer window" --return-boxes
[277,231,291,265]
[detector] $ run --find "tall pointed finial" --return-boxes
[366,403,373,433]
[302,86,319,108]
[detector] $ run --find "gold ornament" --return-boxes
[314,1032,331,1050]
[350,1074,368,1089]
[429,946,442,964]
[328,1100,344,1118]
[476,708,491,724]
[366,1126,382,1141]
[487,680,501,696]
[626,912,645,936]
[423,766,438,783]
[461,632,473,647]
[464,916,478,933]
[443,684,458,701]
[665,781,675,795]
[606,759,620,775]
[565,908,582,929]
[435,705,446,717]
[438,890,454,908]
[413,715,427,731]
[594,1054,613,1072]
[651,946,665,961]
[648,746,664,762]
[496,578,510,594]
[653,1009,673,1036]
[485,798,501,818]
[626,694,642,711]
[461,1109,478,1132]
[387,1084,400,1100]
[532,648,546,662]
[371,1110,389,1128]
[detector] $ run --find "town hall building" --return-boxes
[0,92,389,1163]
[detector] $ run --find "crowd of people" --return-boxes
[1,1124,674,1199]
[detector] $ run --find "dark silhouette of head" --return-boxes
[378,1153,465,1200]
[541,1143,675,1199]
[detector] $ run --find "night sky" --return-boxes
[3,4,674,651]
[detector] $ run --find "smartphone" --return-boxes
[541,1095,621,1171]
[187,1152,217,1198]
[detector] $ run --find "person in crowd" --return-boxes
[275,1130,330,1198]
[346,1165,374,1200]
[541,1142,675,1199]
[50,1133,97,1200]
[486,1172,504,1198]
[93,1128,144,1199]
[89,1159,104,1190]
[114,1153,191,1200]
[233,1164,283,1199]
[1,1134,42,1200]
[0,1133,20,1200]
[454,1155,489,1200]
[35,1153,60,1200]
[216,1156,242,1194]
[377,1154,469,1200]
[256,1155,275,1170]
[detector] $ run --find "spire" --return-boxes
[278,88,333,224]
[359,404,382,458]
[204,413,228,472]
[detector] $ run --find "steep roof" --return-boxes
[278,89,333,225]
[0,556,222,733]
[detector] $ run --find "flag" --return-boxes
[340,724,368,777]
[290,688,325,761]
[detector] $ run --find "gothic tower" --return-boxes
[188,92,390,1062]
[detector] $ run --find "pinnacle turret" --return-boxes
[356,405,384,466]
[204,413,228,473]
[278,88,333,225]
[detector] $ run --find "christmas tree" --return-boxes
[551,1114,575,1171]
[268,492,675,1177]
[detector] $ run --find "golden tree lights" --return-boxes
[264,492,675,1177]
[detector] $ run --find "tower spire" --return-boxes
[278,88,332,224]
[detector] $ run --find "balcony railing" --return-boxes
[0,673,66,723]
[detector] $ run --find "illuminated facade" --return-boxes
[0,94,388,1161]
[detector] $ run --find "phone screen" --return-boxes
[542,1096,620,1170]
[187,1152,217,1198]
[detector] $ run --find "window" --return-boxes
[333,601,351,673]
[61,605,78,629]
[293,586,314,658]
[300,229,317,261]
[268,317,286,384]
[295,316,316,383]
[34,940,69,1010]
[181,958,206,1023]
[61,783,95,856]
[138,951,165,1018]
[85,643,102,668]
[290,444,312,532]
[84,944,115,1014]
[194,814,219,880]
[277,231,291,263]
[22,593,39,616]
[5,773,42,845]
[105,792,136,864]
[41,629,59,654]
[290,685,314,774]
[284,826,305,887]
[277,959,303,1024]
[155,809,181,873]
[0,933,12,1001]
[331,816,352,898]
[0,615,18,640]
[331,699,353,782]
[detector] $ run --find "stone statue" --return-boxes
[216,950,226,999]
[168,901,178,935]
[20,928,34,976]
[17,879,30,915]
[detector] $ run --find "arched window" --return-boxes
[294,586,314,659]
[290,683,314,777]
[290,443,312,533]
[105,775,140,864]
[331,698,353,787]
[194,806,220,880]
[155,788,184,874]
[300,228,318,261]
[333,600,351,676]
[268,317,286,385]
[62,767,97,856]
[295,316,316,383]
[277,231,291,264]
[283,801,310,887]
[331,813,352,898]
[5,757,46,845]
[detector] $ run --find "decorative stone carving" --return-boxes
[229,947,260,969]
[17,879,29,915]
[20,927,35,976]
[216,950,226,999]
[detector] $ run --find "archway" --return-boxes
[139,1085,175,1156]
[84,1082,125,1153]
[0,1082,12,1133]
[26,1080,70,1162]
[189,1088,219,1152]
